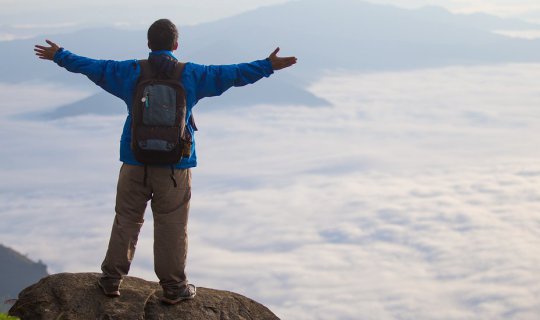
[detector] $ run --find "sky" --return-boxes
[1,0,540,319]
[2,0,540,22]
[378,0,540,18]
[2,0,540,40]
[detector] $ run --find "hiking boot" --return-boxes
[160,284,196,304]
[98,278,120,297]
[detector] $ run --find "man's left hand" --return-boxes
[268,47,297,71]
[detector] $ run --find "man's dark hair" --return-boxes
[148,19,178,51]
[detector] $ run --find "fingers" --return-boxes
[35,53,51,60]
[274,56,298,70]
[33,47,50,55]
[270,47,280,57]
[34,40,59,52]
[45,39,59,49]
[34,50,47,57]
[33,48,53,60]
[281,56,297,63]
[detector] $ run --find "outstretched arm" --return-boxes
[267,47,297,71]
[33,39,138,101]
[189,47,297,102]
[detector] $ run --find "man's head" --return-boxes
[147,19,179,51]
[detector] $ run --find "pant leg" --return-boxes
[101,164,152,285]
[149,167,191,290]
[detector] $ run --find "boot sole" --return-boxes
[98,281,121,297]
[160,293,196,305]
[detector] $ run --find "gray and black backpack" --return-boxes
[131,59,192,186]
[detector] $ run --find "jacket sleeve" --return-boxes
[186,59,274,102]
[53,48,139,101]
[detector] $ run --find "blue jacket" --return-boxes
[53,49,274,168]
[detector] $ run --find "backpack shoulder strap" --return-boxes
[171,62,185,81]
[138,59,154,82]
[138,59,185,81]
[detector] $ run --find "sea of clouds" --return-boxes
[1,63,539,319]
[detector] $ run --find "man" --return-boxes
[34,18,296,304]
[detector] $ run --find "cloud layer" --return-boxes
[1,64,540,319]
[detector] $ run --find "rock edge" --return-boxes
[9,272,280,320]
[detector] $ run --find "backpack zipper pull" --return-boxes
[142,93,150,108]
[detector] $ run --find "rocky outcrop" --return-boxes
[9,273,280,320]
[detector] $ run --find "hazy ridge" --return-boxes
[2,0,540,117]
[0,244,48,302]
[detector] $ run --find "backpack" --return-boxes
[131,59,191,167]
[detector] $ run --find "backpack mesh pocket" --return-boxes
[135,126,180,152]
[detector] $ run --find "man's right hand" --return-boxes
[34,40,60,61]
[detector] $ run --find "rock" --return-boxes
[9,273,280,320]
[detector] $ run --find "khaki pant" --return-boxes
[100,163,191,290]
